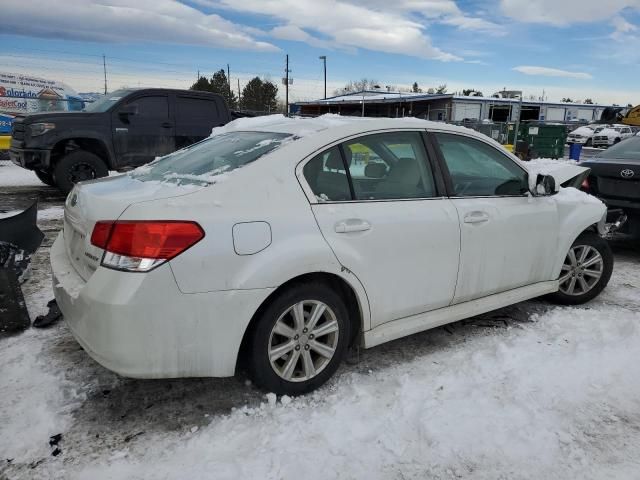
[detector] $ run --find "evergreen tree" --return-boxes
[412,82,422,93]
[210,69,237,109]
[190,70,237,108]
[241,77,279,113]
[190,76,212,92]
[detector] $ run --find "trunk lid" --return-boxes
[581,159,640,201]
[63,175,204,281]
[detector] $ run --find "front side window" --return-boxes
[127,96,169,118]
[132,131,292,185]
[435,133,528,197]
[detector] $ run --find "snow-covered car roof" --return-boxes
[212,114,479,140]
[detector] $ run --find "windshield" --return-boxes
[131,131,293,185]
[597,136,640,160]
[83,89,132,112]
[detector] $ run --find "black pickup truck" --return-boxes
[10,88,231,192]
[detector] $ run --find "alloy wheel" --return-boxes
[268,300,340,382]
[68,162,98,183]
[559,244,604,296]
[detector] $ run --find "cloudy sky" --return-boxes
[2,0,639,104]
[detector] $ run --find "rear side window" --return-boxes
[127,96,169,118]
[435,133,528,197]
[343,131,436,200]
[176,97,219,122]
[132,131,292,185]
[303,147,352,202]
[303,131,437,202]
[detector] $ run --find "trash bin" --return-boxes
[521,123,568,159]
[569,143,582,161]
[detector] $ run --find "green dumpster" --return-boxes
[509,123,567,159]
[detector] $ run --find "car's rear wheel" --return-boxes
[34,169,55,186]
[53,150,109,194]
[248,283,350,395]
[548,232,613,305]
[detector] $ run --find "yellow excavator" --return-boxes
[600,105,640,126]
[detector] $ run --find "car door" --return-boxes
[303,130,460,328]
[431,132,559,304]
[173,94,227,150]
[112,94,175,167]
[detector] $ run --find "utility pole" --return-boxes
[102,54,108,95]
[237,78,241,111]
[319,55,327,99]
[227,64,232,100]
[285,54,290,116]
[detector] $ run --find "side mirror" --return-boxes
[534,174,556,196]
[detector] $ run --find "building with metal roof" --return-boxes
[292,90,615,124]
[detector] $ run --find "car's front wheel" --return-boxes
[548,232,613,305]
[248,283,351,395]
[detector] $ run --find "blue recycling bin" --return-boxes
[569,143,582,161]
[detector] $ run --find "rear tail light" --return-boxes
[90,220,204,272]
[581,177,590,191]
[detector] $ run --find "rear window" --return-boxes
[176,96,219,121]
[131,131,293,185]
[597,136,640,161]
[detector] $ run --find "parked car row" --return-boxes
[567,124,634,148]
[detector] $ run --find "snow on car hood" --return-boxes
[570,126,595,136]
[596,128,621,139]
[525,158,589,187]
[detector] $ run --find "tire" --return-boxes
[547,232,613,305]
[585,138,592,147]
[614,138,621,144]
[53,150,108,194]
[247,282,351,396]
[34,169,55,186]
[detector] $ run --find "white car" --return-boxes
[567,125,607,146]
[592,125,634,148]
[52,116,614,395]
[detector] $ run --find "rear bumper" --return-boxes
[9,147,51,170]
[51,232,274,378]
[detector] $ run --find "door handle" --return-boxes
[161,122,173,128]
[335,219,371,233]
[463,211,490,224]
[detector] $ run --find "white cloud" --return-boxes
[513,66,593,80]
[2,0,278,52]
[500,0,640,26]
[215,0,462,61]
[439,14,506,35]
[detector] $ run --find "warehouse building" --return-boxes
[292,91,614,123]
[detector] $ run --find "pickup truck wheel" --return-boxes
[53,150,108,194]
[34,170,55,187]
[547,232,613,305]
[248,283,350,396]
[585,138,592,147]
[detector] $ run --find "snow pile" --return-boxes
[73,295,640,479]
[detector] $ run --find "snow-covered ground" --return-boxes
[0,160,45,187]
[2,157,640,479]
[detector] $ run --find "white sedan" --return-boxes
[52,116,613,395]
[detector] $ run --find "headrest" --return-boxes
[365,162,386,178]
[325,149,345,170]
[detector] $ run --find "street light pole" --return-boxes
[319,55,327,99]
